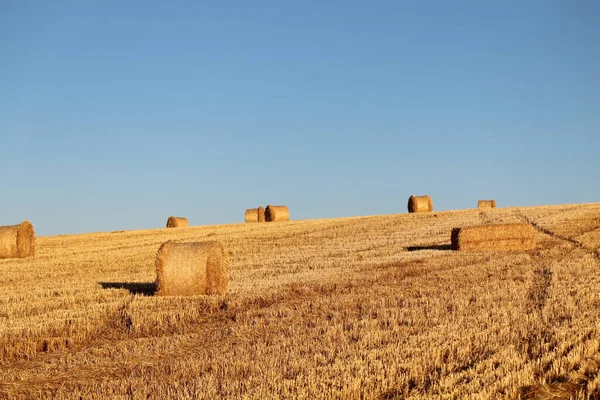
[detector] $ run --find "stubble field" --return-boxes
[1,202,599,399]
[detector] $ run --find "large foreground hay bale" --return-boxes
[408,195,433,213]
[451,223,536,252]
[257,206,266,222]
[166,216,189,228]
[478,200,497,209]
[0,221,35,259]
[155,241,229,296]
[265,205,290,222]
[245,208,259,223]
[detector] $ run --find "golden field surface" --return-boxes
[1,203,600,399]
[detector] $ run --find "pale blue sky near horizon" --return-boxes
[1,1,599,236]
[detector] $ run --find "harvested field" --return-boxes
[1,203,599,399]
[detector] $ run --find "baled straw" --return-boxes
[451,223,536,252]
[408,195,433,213]
[257,206,266,222]
[166,216,189,228]
[477,200,497,209]
[265,205,290,222]
[155,241,229,296]
[245,208,259,223]
[0,221,35,259]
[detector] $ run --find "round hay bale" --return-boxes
[265,205,289,222]
[166,216,189,228]
[245,208,259,223]
[257,206,266,222]
[0,221,36,259]
[155,241,229,296]
[478,200,497,209]
[408,195,433,213]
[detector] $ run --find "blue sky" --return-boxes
[1,1,599,236]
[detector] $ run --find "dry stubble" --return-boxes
[0,203,599,399]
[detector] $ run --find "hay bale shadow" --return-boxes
[99,282,157,296]
[407,244,453,252]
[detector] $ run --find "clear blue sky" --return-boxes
[1,1,599,236]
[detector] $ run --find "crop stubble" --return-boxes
[0,203,599,399]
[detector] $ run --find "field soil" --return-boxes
[1,203,600,399]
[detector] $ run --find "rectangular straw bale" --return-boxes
[155,241,229,296]
[477,200,497,209]
[451,223,536,252]
[0,221,36,259]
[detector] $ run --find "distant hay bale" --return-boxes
[245,208,259,223]
[166,216,189,228]
[478,200,497,209]
[0,221,35,259]
[265,205,289,222]
[155,241,229,296]
[408,195,433,213]
[245,207,266,223]
[451,223,536,252]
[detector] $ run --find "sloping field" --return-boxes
[1,203,600,399]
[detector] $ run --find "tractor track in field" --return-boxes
[515,211,600,262]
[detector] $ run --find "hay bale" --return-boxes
[0,221,35,259]
[166,216,189,228]
[245,207,266,223]
[155,241,229,296]
[265,205,289,222]
[451,223,536,252]
[408,195,433,213]
[478,200,497,209]
[245,208,259,223]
